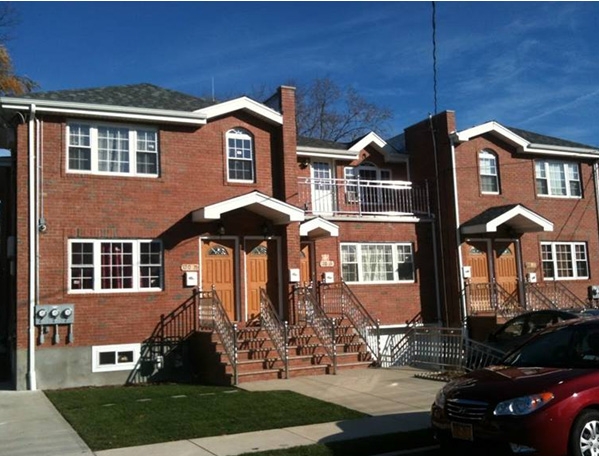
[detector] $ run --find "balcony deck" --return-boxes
[298,177,432,218]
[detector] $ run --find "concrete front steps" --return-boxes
[192,318,375,385]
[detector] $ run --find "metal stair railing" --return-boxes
[294,285,337,374]
[199,286,238,385]
[526,281,586,310]
[380,312,422,368]
[523,282,559,311]
[319,281,381,365]
[259,288,289,379]
[464,281,525,319]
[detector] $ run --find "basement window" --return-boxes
[92,343,140,373]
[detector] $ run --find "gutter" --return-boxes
[0,99,207,126]
[27,104,37,390]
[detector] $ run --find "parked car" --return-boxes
[432,317,599,455]
[485,309,580,353]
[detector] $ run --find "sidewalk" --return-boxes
[1,367,441,456]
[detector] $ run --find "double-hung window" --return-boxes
[479,150,499,194]
[67,122,159,177]
[226,128,254,182]
[341,242,414,283]
[541,242,589,280]
[535,160,581,198]
[69,239,162,293]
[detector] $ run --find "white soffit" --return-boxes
[300,217,339,239]
[462,205,553,234]
[192,191,304,225]
[196,97,283,125]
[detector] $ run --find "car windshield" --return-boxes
[503,324,599,368]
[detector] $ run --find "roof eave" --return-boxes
[0,98,208,126]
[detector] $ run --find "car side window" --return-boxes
[528,313,555,333]
[496,316,527,340]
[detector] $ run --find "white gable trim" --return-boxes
[452,121,599,158]
[461,205,553,234]
[196,97,283,125]
[299,217,339,239]
[192,191,304,225]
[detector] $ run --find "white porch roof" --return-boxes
[300,217,339,239]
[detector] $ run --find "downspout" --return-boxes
[594,161,599,249]
[449,135,467,328]
[27,104,37,390]
[431,219,442,325]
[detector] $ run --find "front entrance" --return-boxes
[202,239,236,321]
[300,242,314,285]
[202,237,281,322]
[463,239,520,312]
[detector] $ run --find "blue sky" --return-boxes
[8,1,599,146]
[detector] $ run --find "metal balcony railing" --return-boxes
[298,177,431,217]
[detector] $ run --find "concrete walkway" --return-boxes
[1,367,441,456]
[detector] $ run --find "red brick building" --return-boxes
[0,85,597,390]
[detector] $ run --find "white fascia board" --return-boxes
[488,206,547,232]
[453,121,529,148]
[297,146,358,160]
[300,217,339,237]
[523,145,599,159]
[192,191,304,223]
[196,97,283,125]
[348,131,407,163]
[0,100,207,126]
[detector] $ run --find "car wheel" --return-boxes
[570,410,599,456]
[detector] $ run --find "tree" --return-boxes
[246,77,392,143]
[0,4,36,95]
[295,77,392,143]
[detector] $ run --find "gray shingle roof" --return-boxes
[297,136,349,150]
[507,126,597,150]
[461,204,521,228]
[20,83,215,112]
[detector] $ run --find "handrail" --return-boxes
[297,176,431,217]
[294,285,337,374]
[464,281,524,318]
[319,282,381,365]
[203,286,238,385]
[380,325,416,368]
[526,281,586,310]
[523,282,559,311]
[259,288,289,379]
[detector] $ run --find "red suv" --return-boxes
[431,318,599,455]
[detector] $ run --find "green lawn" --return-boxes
[239,430,436,456]
[45,383,366,451]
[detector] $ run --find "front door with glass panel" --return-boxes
[245,239,279,320]
[311,161,334,214]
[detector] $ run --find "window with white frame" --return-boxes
[535,160,581,198]
[343,163,391,203]
[92,343,140,372]
[69,239,162,293]
[541,242,589,280]
[226,128,254,182]
[479,150,499,194]
[67,122,159,177]
[341,242,414,283]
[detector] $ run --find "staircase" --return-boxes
[191,284,378,385]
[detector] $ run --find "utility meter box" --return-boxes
[527,272,537,283]
[589,285,599,300]
[323,272,334,283]
[184,271,198,287]
[462,266,472,279]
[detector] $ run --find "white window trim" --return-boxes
[226,128,255,183]
[541,241,589,280]
[66,120,160,178]
[479,150,499,195]
[92,343,141,373]
[340,242,415,284]
[68,239,163,294]
[535,160,581,199]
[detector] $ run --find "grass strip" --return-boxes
[239,429,436,455]
[45,383,365,451]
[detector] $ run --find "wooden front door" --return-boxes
[300,242,313,285]
[493,241,518,296]
[464,240,491,313]
[202,240,235,321]
[246,240,270,319]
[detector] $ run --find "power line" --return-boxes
[431,1,438,115]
